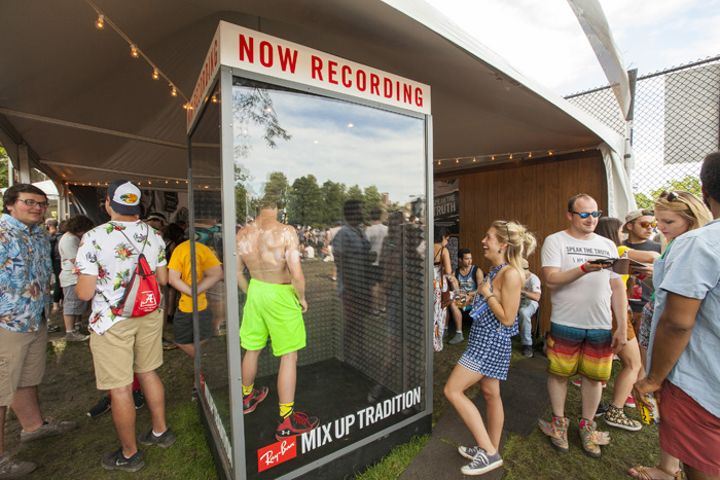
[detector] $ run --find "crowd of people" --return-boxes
[438,152,720,478]
[1,153,719,478]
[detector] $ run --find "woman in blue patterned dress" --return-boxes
[444,220,536,476]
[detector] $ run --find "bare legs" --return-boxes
[448,303,463,334]
[547,374,601,420]
[242,349,297,407]
[110,371,167,458]
[444,365,502,455]
[612,338,641,408]
[63,314,80,333]
[0,387,44,457]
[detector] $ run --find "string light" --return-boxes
[433,148,591,169]
[528,152,533,158]
[183,102,193,110]
[491,156,496,161]
[85,1,190,109]
[472,157,477,162]
[211,94,219,104]
[455,158,460,164]
[548,150,554,156]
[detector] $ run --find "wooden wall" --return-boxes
[445,151,608,333]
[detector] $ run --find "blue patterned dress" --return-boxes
[458,264,518,380]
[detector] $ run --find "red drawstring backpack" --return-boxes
[110,225,161,318]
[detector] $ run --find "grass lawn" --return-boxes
[12,317,660,479]
[359,337,662,480]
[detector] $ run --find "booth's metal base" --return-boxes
[199,358,431,479]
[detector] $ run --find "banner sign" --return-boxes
[188,21,431,130]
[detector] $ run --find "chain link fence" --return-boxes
[566,55,720,209]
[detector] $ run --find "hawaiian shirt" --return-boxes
[0,213,52,332]
[75,220,166,335]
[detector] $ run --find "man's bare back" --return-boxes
[236,208,307,310]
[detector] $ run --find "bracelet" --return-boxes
[579,264,588,273]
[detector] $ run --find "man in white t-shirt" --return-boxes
[537,194,628,459]
[76,180,173,472]
[365,207,388,314]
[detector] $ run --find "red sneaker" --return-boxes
[242,386,269,414]
[275,411,319,441]
[625,395,636,408]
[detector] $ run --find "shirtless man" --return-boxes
[236,197,318,440]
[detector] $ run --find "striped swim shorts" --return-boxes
[546,323,613,381]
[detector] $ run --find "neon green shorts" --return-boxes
[240,279,306,356]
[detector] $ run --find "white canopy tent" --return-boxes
[0,0,633,215]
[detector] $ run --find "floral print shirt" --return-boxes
[0,213,52,333]
[75,220,166,335]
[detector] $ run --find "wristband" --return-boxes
[579,264,588,273]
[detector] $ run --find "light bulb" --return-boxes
[152,68,159,80]
[509,154,513,160]
[183,102,193,110]
[130,44,139,58]
[211,94,218,104]
[95,14,105,30]
[491,156,495,161]
[528,152,533,158]
[170,85,177,97]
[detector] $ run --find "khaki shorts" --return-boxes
[0,324,48,407]
[89,310,163,390]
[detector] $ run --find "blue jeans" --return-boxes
[518,301,538,346]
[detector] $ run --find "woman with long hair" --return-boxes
[444,220,536,475]
[433,226,457,352]
[629,191,711,480]
[594,217,658,433]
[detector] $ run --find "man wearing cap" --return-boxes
[623,209,661,332]
[76,180,173,472]
[0,184,78,479]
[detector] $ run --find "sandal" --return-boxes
[628,465,684,480]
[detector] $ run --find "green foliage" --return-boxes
[0,145,8,188]
[346,184,363,201]
[320,180,346,225]
[287,174,323,225]
[363,185,383,216]
[263,171,289,208]
[634,175,702,210]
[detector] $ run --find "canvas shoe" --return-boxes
[133,390,145,410]
[538,416,569,453]
[87,396,111,418]
[138,428,176,448]
[604,405,642,432]
[242,386,269,414]
[448,332,464,345]
[101,448,145,473]
[276,411,319,441]
[64,331,89,342]
[0,453,36,479]
[578,418,610,458]
[521,345,534,358]
[625,395,637,408]
[457,445,484,460]
[460,449,503,476]
[20,420,77,443]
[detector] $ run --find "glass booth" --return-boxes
[186,22,432,479]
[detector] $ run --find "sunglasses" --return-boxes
[571,210,602,219]
[638,220,657,229]
[17,199,49,208]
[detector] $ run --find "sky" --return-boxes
[424,0,720,96]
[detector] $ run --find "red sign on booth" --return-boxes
[257,436,297,472]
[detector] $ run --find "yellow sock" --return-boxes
[279,402,294,419]
[242,384,253,397]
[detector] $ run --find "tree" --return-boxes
[262,171,289,209]
[287,175,323,226]
[634,175,702,210]
[320,180,346,225]
[0,145,9,188]
[363,185,383,217]
[346,184,363,201]
[234,163,251,224]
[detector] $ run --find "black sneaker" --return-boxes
[87,396,111,418]
[101,448,145,472]
[138,428,176,448]
[521,345,534,358]
[133,390,145,410]
[595,401,610,418]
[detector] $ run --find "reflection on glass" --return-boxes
[189,85,234,463]
[233,78,427,478]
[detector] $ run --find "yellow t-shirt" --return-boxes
[617,245,630,286]
[168,240,222,313]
